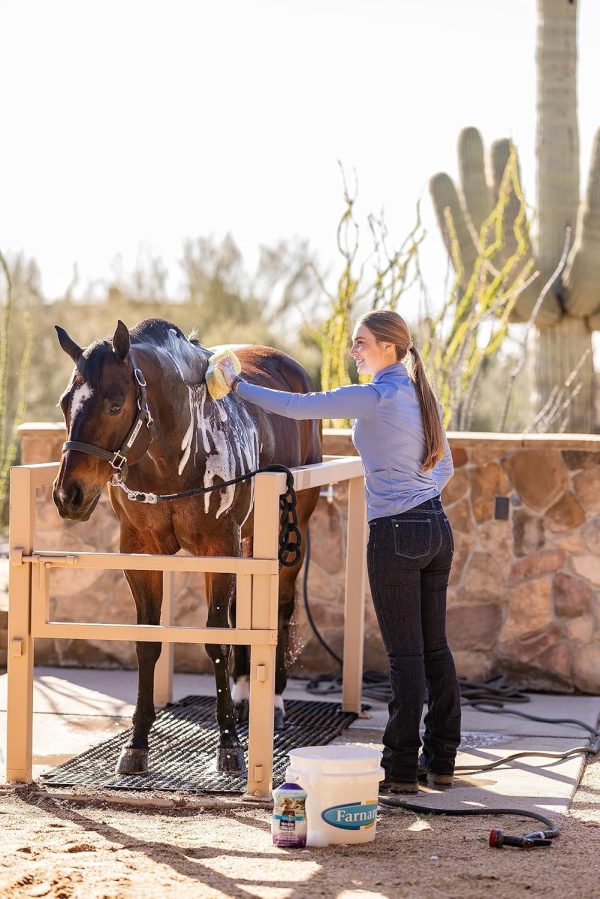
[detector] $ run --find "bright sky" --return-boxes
[3,0,600,306]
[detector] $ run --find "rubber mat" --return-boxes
[40,695,358,793]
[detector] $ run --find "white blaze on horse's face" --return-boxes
[58,368,94,426]
[70,382,94,422]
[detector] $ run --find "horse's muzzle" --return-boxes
[53,482,101,521]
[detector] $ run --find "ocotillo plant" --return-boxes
[319,169,425,427]
[0,251,33,518]
[422,146,536,430]
[319,160,531,430]
[430,0,600,432]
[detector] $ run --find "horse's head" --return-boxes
[53,320,152,520]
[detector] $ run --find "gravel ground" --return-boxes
[1,756,598,899]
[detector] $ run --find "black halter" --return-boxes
[62,366,155,483]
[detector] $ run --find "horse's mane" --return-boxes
[75,319,205,389]
[129,318,190,345]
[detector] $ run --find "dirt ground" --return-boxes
[1,757,598,899]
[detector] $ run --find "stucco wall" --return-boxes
[8,423,600,693]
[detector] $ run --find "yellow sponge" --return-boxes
[206,348,242,400]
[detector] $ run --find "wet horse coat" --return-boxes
[53,319,321,775]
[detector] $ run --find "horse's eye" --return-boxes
[109,404,122,415]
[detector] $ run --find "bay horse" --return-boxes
[53,318,321,776]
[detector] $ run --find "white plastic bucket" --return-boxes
[285,744,384,847]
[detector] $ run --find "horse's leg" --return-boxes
[200,519,247,773]
[114,522,178,775]
[205,569,246,773]
[232,647,250,723]
[115,567,163,774]
[274,485,321,730]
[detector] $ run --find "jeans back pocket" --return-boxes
[442,516,455,553]
[392,518,432,559]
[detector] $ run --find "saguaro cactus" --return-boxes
[430,0,600,432]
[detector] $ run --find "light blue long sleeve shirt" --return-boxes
[236,362,454,522]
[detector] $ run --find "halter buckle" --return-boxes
[136,399,154,430]
[111,451,128,471]
[134,368,147,388]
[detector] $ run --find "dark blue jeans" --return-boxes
[367,496,461,782]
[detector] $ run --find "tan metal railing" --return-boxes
[6,456,367,799]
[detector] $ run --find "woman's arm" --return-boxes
[235,379,380,420]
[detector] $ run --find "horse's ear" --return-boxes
[55,326,82,363]
[112,320,130,361]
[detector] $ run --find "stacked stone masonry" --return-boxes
[9,424,600,693]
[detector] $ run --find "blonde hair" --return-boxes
[356,310,445,471]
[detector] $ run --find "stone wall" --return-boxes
[441,434,600,694]
[8,424,600,692]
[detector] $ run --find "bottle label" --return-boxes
[321,801,378,830]
[272,794,307,848]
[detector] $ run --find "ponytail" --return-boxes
[408,346,445,471]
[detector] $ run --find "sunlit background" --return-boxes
[3,0,599,301]
[1,0,600,439]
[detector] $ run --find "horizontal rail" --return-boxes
[16,550,279,575]
[29,621,278,645]
[291,456,364,490]
[13,457,364,493]
[24,463,59,489]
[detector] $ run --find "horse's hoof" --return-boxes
[115,746,149,775]
[234,699,249,724]
[217,746,246,775]
[274,707,285,731]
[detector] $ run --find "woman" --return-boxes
[218,309,461,793]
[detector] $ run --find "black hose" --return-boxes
[458,676,529,704]
[378,798,560,837]
[302,529,343,666]
[461,703,600,738]
[456,746,596,773]
[377,799,560,848]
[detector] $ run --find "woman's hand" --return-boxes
[218,356,240,388]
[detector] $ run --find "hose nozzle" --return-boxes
[489,828,552,849]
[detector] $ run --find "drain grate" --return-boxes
[40,695,358,793]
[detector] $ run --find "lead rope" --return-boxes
[111,463,301,569]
